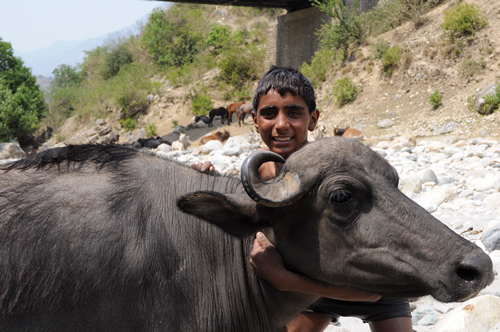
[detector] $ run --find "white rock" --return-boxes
[156,143,171,153]
[434,295,500,332]
[222,141,243,156]
[200,140,223,154]
[482,220,500,252]
[400,173,423,194]
[484,193,500,210]
[377,119,395,128]
[0,142,26,160]
[375,141,391,150]
[390,135,416,149]
[414,185,456,213]
[428,141,445,151]
[422,168,438,184]
[472,178,496,192]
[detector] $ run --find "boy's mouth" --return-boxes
[273,136,293,142]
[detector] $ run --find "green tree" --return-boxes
[51,64,81,88]
[142,7,203,68]
[312,0,364,59]
[48,64,81,126]
[103,39,134,79]
[0,37,47,143]
[205,26,232,54]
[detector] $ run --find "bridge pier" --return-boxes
[264,1,379,69]
[264,7,331,69]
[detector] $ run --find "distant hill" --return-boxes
[14,21,145,77]
[16,36,107,77]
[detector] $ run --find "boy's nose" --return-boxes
[274,112,289,130]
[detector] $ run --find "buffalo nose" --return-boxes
[456,251,494,287]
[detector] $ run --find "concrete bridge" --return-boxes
[154,0,380,68]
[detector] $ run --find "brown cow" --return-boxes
[227,102,245,125]
[200,130,231,145]
[334,127,365,140]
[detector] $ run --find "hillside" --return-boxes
[56,0,500,147]
[316,0,500,142]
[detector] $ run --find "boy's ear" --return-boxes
[252,111,260,133]
[308,109,320,131]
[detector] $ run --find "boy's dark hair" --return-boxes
[252,66,316,114]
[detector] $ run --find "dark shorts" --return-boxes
[304,297,411,323]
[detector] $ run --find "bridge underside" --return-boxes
[156,0,313,12]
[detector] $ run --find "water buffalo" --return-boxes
[0,138,493,331]
[193,115,211,125]
[208,107,229,127]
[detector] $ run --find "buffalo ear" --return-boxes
[177,191,268,238]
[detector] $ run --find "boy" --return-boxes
[195,66,412,332]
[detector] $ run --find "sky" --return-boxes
[1,0,167,53]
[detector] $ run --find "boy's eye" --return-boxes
[288,110,303,117]
[260,110,276,118]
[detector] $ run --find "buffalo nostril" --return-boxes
[456,266,479,282]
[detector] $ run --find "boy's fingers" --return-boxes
[201,161,213,172]
[256,232,274,249]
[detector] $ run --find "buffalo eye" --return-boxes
[329,189,352,205]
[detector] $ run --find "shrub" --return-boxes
[300,49,342,87]
[120,117,136,131]
[190,87,213,116]
[332,77,359,106]
[145,123,158,138]
[466,86,500,115]
[373,39,390,60]
[460,56,485,78]
[467,94,476,111]
[442,3,488,42]
[110,63,156,117]
[429,90,442,109]
[48,64,82,129]
[478,85,500,115]
[218,46,262,89]
[382,45,401,76]
[481,93,500,115]
[102,39,134,79]
[205,26,232,54]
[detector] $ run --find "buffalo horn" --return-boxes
[240,150,304,207]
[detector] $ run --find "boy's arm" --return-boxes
[250,232,381,302]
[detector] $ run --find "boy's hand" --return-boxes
[250,232,292,290]
[191,161,220,175]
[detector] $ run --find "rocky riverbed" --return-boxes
[1,133,499,331]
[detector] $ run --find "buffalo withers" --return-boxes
[0,139,493,331]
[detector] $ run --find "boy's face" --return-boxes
[252,89,319,158]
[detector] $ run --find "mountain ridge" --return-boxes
[14,19,145,77]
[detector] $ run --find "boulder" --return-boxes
[434,295,500,332]
[0,142,26,160]
[474,83,499,115]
